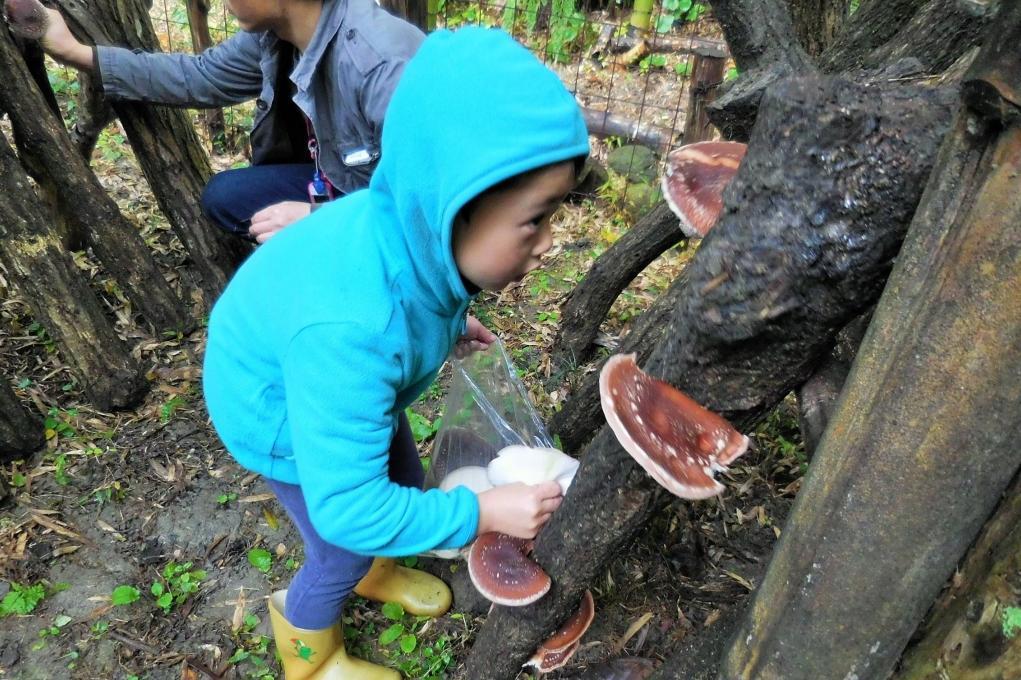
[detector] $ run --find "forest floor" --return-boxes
[0,5,805,679]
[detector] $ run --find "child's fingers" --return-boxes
[539,496,562,513]
[531,480,563,499]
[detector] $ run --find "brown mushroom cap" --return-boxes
[599,353,749,499]
[661,141,747,239]
[467,532,551,607]
[3,0,49,39]
[525,590,595,673]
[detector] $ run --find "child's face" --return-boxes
[453,162,576,292]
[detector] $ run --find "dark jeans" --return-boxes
[265,412,424,629]
[200,163,318,236]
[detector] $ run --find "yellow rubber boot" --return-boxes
[354,557,452,617]
[268,590,400,680]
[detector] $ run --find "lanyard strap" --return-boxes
[305,116,335,202]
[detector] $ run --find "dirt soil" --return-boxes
[0,5,801,679]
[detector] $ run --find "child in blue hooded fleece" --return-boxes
[202,27,589,679]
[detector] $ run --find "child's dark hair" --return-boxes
[458,156,587,223]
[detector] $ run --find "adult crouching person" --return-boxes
[37,0,423,242]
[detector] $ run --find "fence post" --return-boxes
[682,48,726,143]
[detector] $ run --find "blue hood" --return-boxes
[369,27,590,314]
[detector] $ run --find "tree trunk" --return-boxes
[68,69,114,161]
[0,132,146,411]
[56,0,249,304]
[720,6,1021,676]
[554,203,684,367]
[818,0,985,74]
[0,379,44,463]
[379,0,429,31]
[464,73,955,680]
[0,25,191,334]
[893,472,1021,679]
[185,0,226,152]
[852,0,992,75]
[784,0,850,56]
[704,0,816,139]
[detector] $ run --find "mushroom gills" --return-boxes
[661,140,747,238]
[525,590,595,673]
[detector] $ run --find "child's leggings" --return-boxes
[265,413,424,629]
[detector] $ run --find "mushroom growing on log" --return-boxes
[661,140,747,239]
[599,353,749,499]
[468,532,551,606]
[525,589,595,673]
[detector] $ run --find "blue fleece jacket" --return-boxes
[202,28,589,556]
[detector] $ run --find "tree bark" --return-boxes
[68,69,114,161]
[379,0,428,31]
[703,0,817,140]
[0,24,192,334]
[795,310,870,456]
[852,0,992,75]
[720,6,1021,675]
[464,73,955,679]
[818,0,987,74]
[55,0,249,304]
[554,203,684,367]
[0,379,44,464]
[185,0,226,152]
[784,0,850,57]
[893,472,1021,679]
[0,132,146,411]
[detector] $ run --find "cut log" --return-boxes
[0,379,43,463]
[0,25,191,334]
[0,131,146,410]
[681,51,727,144]
[720,5,1021,676]
[554,203,683,367]
[465,73,956,679]
[582,108,672,151]
[54,0,249,304]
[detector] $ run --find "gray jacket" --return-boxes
[96,0,424,195]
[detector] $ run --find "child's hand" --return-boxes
[476,481,563,539]
[452,315,497,359]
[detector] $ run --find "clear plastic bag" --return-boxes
[424,338,554,490]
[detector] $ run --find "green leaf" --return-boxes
[248,548,273,573]
[1004,606,1021,639]
[382,601,405,621]
[111,585,140,606]
[156,592,173,612]
[662,0,680,11]
[9,472,26,488]
[399,633,418,654]
[0,583,46,616]
[53,614,72,627]
[405,409,436,443]
[151,582,164,597]
[655,14,675,33]
[379,623,404,646]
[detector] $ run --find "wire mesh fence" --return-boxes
[136,0,729,159]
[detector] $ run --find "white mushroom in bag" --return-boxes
[437,465,494,494]
[486,445,580,494]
